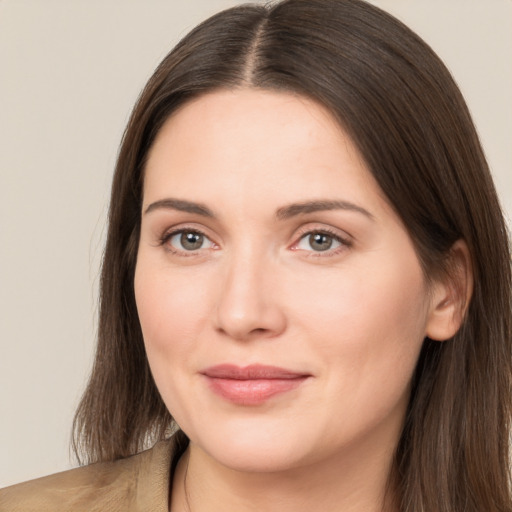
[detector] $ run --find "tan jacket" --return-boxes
[0,438,178,512]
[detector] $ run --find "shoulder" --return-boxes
[0,439,176,512]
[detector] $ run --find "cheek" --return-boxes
[290,255,428,342]
[134,263,212,363]
[134,262,216,426]
[283,259,428,449]
[288,251,429,396]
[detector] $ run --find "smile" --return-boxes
[201,364,310,405]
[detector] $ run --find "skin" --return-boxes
[134,89,465,512]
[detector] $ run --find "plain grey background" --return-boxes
[1,0,511,487]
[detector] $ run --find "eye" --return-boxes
[164,229,216,253]
[294,230,349,253]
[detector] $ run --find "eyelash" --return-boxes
[159,226,352,257]
[291,227,352,257]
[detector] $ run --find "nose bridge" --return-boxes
[214,242,286,340]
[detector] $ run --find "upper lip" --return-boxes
[201,364,309,380]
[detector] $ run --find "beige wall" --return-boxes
[0,0,510,487]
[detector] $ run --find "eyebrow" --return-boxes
[144,197,374,221]
[275,200,374,221]
[144,198,214,217]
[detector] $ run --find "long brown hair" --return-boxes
[73,1,512,510]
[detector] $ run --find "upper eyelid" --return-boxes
[159,225,349,238]
[160,224,214,241]
[293,223,353,242]
[297,230,347,243]
[164,228,212,241]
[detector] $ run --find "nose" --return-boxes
[214,250,287,341]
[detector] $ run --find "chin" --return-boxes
[187,420,313,473]
[205,440,305,473]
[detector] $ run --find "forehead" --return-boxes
[143,88,390,219]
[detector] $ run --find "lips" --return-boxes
[201,364,310,405]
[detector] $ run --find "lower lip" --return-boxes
[205,376,308,405]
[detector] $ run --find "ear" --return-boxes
[425,240,474,341]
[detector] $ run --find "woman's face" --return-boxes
[135,89,440,473]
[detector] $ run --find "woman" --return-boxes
[1,0,510,510]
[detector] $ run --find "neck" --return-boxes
[170,437,399,512]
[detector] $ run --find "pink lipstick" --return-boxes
[201,364,309,405]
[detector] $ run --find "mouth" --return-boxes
[200,364,311,405]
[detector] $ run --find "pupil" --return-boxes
[181,232,203,250]
[310,233,332,251]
